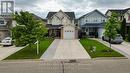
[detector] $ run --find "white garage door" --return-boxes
[63,30,75,39]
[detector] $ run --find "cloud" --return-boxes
[1,0,130,18]
[36,0,66,11]
[90,0,130,8]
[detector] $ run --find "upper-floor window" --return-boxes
[94,20,97,22]
[102,20,105,22]
[0,20,4,24]
[86,20,88,22]
[128,16,130,21]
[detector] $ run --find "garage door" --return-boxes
[63,30,75,39]
[98,28,105,38]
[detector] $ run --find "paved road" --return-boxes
[95,39,130,58]
[0,46,24,60]
[0,59,130,73]
[40,39,91,59]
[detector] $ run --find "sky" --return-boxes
[1,0,130,18]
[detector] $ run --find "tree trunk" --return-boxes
[109,38,112,48]
[29,44,32,49]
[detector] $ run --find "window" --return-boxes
[86,20,88,22]
[102,20,105,22]
[95,20,97,22]
[0,20,4,24]
[94,20,97,22]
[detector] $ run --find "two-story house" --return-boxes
[46,10,78,39]
[0,15,13,41]
[78,10,107,38]
[0,1,15,41]
[106,8,130,35]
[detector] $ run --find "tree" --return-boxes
[104,12,120,48]
[120,18,126,40]
[33,21,47,54]
[12,11,48,54]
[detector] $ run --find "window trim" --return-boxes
[0,20,5,25]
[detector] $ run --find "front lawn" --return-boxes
[5,38,54,60]
[80,38,124,58]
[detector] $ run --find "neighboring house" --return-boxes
[78,10,107,38]
[46,10,78,39]
[0,13,44,42]
[0,15,14,42]
[31,13,47,24]
[0,1,15,42]
[106,8,130,35]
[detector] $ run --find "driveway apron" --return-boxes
[40,39,91,59]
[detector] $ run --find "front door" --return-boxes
[88,27,98,38]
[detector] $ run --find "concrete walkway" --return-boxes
[95,38,130,59]
[40,39,91,59]
[0,46,24,60]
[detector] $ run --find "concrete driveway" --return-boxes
[95,39,130,59]
[40,39,91,59]
[0,46,24,60]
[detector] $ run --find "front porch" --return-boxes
[46,24,62,39]
[81,27,98,38]
[48,29,61,39]
[80,23,105,38]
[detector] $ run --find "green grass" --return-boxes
[80,38,124,58]
[5,39,54,60]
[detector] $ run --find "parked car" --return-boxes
[1,37,13,46]
[102,34,123,44]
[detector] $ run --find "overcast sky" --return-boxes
[1,0,130,18]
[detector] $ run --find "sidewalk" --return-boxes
[94,38,130,59]
[0,46,24,60]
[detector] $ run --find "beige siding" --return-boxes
[124,12,130,23]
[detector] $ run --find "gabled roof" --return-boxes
[46,11,75,19]
[31,13,47,22]
[105,8,130,15]
[31,13,43,20]
[78,9,107,20]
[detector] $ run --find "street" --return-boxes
[0,59,130,73]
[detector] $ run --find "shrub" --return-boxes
[101,49,113,53]
[14,39,27,47]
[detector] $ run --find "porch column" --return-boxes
[61,27,63,39]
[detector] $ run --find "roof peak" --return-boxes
[78,9,106,19]
[46,11,75,19]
